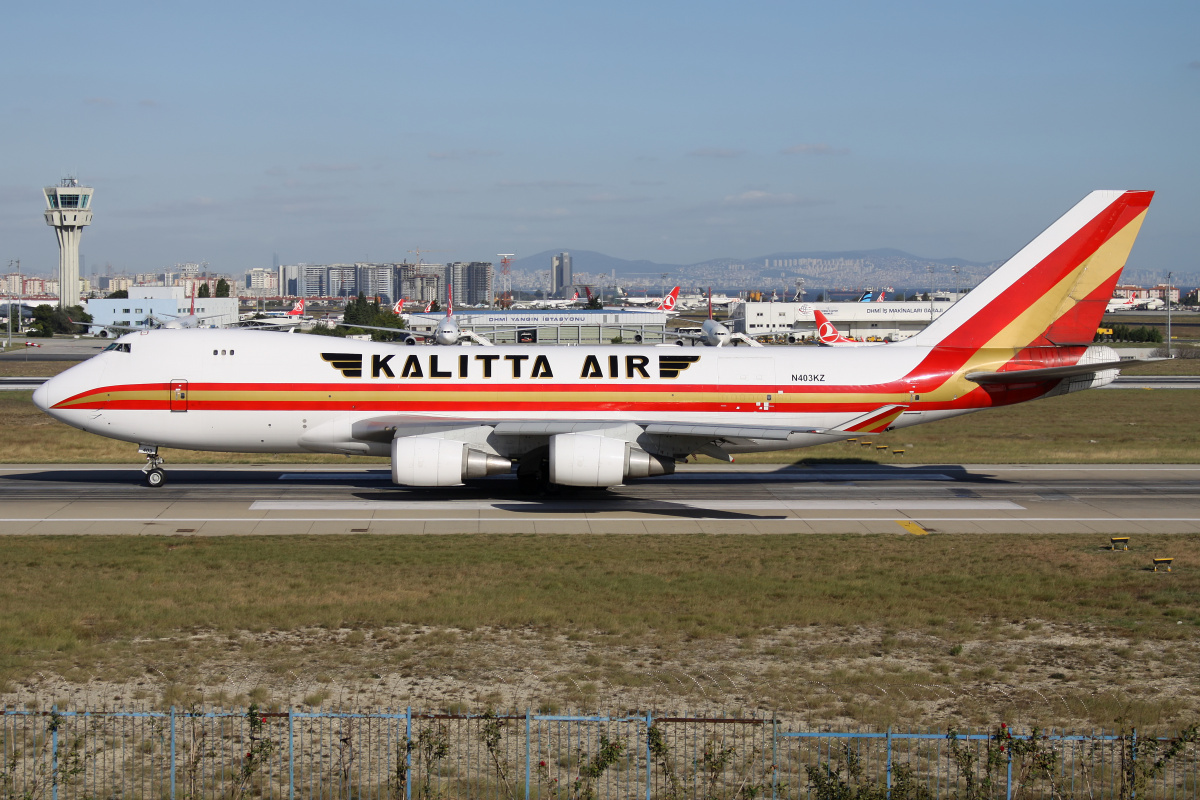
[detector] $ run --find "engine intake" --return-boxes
[548,433,674,487]
[391,437,511,486]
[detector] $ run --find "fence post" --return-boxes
[170,706,176,800]
[525,708,531,800]
[50,705,58,800]
[1131,728,1138,800]
[645,712,653,800]
[771,716,778,800]
[288,708,295,800]
[1006,742,1013,800]
[406,707,412,800]
[886,727,892,800]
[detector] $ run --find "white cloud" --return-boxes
[781,143,849,156]
[497,179,595,189]
[428,149,500,160]
[299,163,361,173]
[722,190,811,208]
[687,147,743,158]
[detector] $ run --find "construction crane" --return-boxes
[407,248,450,266]
[497,253,515,308]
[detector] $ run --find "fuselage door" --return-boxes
[170,379,188,412]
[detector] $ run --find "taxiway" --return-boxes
[0,463,1197,535]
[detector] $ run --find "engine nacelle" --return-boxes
[391,437,511,486]
[548,433,674,487]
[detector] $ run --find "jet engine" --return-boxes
[391,437,511,486]
[548,433,674,487]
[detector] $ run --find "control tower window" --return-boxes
[80,194,89,208]
[59,194,80,209]
[47,194,58,209]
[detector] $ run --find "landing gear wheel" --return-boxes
[138,444,165,488]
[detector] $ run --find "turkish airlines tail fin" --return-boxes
[657,286,680,312]
[905,190,1153,351]
[287,299,305,316]
[814,309,856,345]
[392,298,405,315]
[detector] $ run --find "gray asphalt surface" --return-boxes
[1,463,1197,535]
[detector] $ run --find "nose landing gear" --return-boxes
[139,444,166,488]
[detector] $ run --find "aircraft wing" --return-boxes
[348,408,913,447]
[965,358,1163,384]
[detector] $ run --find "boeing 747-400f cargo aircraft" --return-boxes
[34,190,1153,488]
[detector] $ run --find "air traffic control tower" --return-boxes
[43,178,93,308]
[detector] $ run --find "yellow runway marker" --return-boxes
[897,520,928,536]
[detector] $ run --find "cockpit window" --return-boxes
[104,343,132,353]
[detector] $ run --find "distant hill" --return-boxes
[512,248,997,292]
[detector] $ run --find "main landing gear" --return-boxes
[139,444,166,488]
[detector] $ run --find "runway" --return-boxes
[1,463,1198,535]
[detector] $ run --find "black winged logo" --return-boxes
[321,352,363,378]
[658,354,701,379]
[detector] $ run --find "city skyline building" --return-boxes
[43,178,93,308]
[551,252,572,297]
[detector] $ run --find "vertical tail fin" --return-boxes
[658,286,680,312]
[906,190,1153,351]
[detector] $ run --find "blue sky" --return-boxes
[2,1,1197,277]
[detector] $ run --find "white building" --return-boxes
[405,308,667,344]
[86,289,239,330]
[732,301,949,341]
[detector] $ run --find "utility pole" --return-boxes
[1166,271,1173,358]
[951,265,960,300]
[927,265,935,321]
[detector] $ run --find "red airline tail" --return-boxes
[286,299,304,316]
[906,190,1153,353]
[447,284,454,316]
[814,309,855,345]
[424,299,434,313]
[657,286,680,312]
[392,298,406,315]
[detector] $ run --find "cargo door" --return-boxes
[169,379,188,412]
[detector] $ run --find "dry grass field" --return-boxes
[3,359,1197,731]
[1,534,1197,730]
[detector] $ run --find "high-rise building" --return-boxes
[398,262,444,306]
[326,264,357,298]
[356,263,395,303]
[551,252,572,297]
[445,262,494,306]
[43,178,94,307]
[245,268,278,292]
[301,265,327,297]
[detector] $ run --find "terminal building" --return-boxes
[405,308,668,344]
[732,301,950,341]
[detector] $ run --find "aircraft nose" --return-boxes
[32,380,49,411]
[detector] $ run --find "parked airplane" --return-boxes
[666,289,760,347]
[811,309,889,346]
[1106,295,1163,311]
[35,190,1155,489]
[624,286,680,311]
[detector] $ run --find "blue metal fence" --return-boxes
[1,707,1196,799]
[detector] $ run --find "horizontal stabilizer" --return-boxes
[965,359,1160,385]
[829,404,910,434]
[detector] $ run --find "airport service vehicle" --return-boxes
[35,190,1153,489]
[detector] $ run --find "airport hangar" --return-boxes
[84,287,239,332]
[405,308,670,344]
[732,301,950,341]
